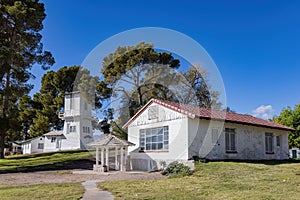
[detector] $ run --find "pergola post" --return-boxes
[95,147,99,166]
[101,147,104,165]
[105,147,109,171]
[115,147,118,170]
[120,147,124,171]
[124,146,128,171]
[90,134,134,172]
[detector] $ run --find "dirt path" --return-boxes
[81,180,113,200]
[0,170,164,186]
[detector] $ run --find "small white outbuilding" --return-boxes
[20,136,45,154]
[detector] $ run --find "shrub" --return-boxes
[161,161,192,177]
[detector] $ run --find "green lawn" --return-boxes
[0,182,83,200]
[99,161,300,200]
[0,150,94,173]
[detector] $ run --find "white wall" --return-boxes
[59,92,93,150]
[188,119,289,160]
[30,137,45,154]
[128,102,189,171]
[44,136,63,152]
[22,137,44,154]
[22,142,32,154]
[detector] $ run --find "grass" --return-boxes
[99,160,300,200]
[0,150,94,173]
[0,182,83,200]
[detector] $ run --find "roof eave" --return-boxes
[198,117,294,131]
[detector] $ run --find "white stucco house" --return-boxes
[17,91,94,154]
[123,99,294,171]
[19,136,45,154]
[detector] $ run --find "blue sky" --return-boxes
[35,0,300,118]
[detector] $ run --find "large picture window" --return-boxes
[225,128,236,152]
[265,132,274,153]
[139,126,169,151]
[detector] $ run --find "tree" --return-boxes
[0,0,54,158]
[98,42,221,139]
[274,103,300,148]
[100,42,180,111]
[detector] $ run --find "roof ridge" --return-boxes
[123,98,294,131]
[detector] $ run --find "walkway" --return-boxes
[81,180,114,200]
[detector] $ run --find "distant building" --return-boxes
[16,91,94,154]
[18,136,45,154]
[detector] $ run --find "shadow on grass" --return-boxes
[5,150,89,160]
[0,150,95,174]
[0,158,94,174]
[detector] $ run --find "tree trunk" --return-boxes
[137,86,143,106]
[0,72,10,159]
[0,130,5,159]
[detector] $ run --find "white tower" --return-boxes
[59,91,94,150]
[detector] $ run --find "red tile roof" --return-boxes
[123,99,294,131]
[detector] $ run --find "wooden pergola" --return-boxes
[88,134,135,172]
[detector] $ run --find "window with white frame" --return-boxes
[70,126,76,133]
[139,126,169,151]
[225,128,236,152]
[265,132,274,153]
[148,105,158,120]
[38,143,44,149]
[276,135,280,147]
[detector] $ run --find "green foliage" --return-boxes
[161,161,192,177]
[274,103,300,148]
[98,42,221,139]
[0,0,54,158]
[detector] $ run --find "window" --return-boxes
[38,143,44,149]
[148,106,158,120]
[51,137,56,143]
[265,133,274,153]
[70,126,76,133]
[83,126,90,133]
[276,136,280,147]
[225,128,236,152]
[139,126,169,151]
[211,128,219,144]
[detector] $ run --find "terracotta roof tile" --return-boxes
[123,99,294,131]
